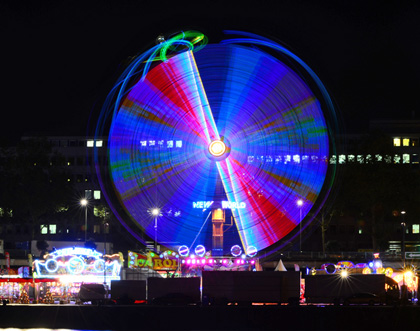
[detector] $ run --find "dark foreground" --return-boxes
[0,304,419,330]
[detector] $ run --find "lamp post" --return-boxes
[297,199,303,252]
[401,210,407,304]
[80,199,88,242]
[103,222,109,286]
[401,211,406,268]
[152,208,160,253]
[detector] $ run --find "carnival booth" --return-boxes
[32,247,122,303]
[309,254,419,302]
[128,245,259,278]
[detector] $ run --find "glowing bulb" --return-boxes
[209,140,226,157]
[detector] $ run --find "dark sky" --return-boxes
[2,1,420,142]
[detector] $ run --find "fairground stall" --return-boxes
[32,247,123,303]
[0,266,60,303]
[127,244,260,278]
[309,254,419,302]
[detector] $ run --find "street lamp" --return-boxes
[401,210,407,304]
[297,199,303,252]
[80,198,88,242]
[401,211,406,268]
[103,222,109,286]
[152,208,160,253]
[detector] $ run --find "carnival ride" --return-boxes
[95,30,338,258]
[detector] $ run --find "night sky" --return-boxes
[2,1,420,142]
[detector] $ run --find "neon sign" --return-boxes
[192,201,246,209]
[128,251,178,271]
[34,247,121,281]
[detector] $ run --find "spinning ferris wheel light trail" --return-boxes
[94,30,338,258]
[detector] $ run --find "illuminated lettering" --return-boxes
[192,201,213,209]
[193,201,246,209]
[154,259,162,269]
[151,258,178,270]
[163,259,172,268]
[221,201,246,209]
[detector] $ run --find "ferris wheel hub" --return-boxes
[208,140,226,157]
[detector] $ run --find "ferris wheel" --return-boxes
[96,30,337,257]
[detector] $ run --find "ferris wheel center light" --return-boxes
[209,140,226,157]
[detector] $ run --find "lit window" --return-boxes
[94,190,101,200]
[329,155,336,164]
[49,224,56,234]
[85,190,92,199]
[403,154,410,164]
[393,155,401,164]
[413,224,419,234]
[375,154,382,162]
[87,140,94,147]
[412,154,419,164]
[384,155,392,163]
[357,155,364,164]
[403,138,410,146]
[411,139,419,147]
[366,154,372,163]
[347,155,355,162]
[393,138,401,147]
[358,229,362,234]
[293,155,300,163]
[40,225,48,235]
[95,140,103,147]
[339,155,346,164]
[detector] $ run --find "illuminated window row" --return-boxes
[40,224,56,235]
[330,154,418,164]
[393,137,419,147]
[86,140,103,148]
[139,140,183,148]
[247,155,328,164]
[84,190,101,200]
[243,154,420,165]
[65,175,93,183]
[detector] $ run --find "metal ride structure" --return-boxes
[95,30,338,258]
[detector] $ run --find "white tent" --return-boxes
[274,259,287,271]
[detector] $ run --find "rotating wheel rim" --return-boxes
[99,31,336,256]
